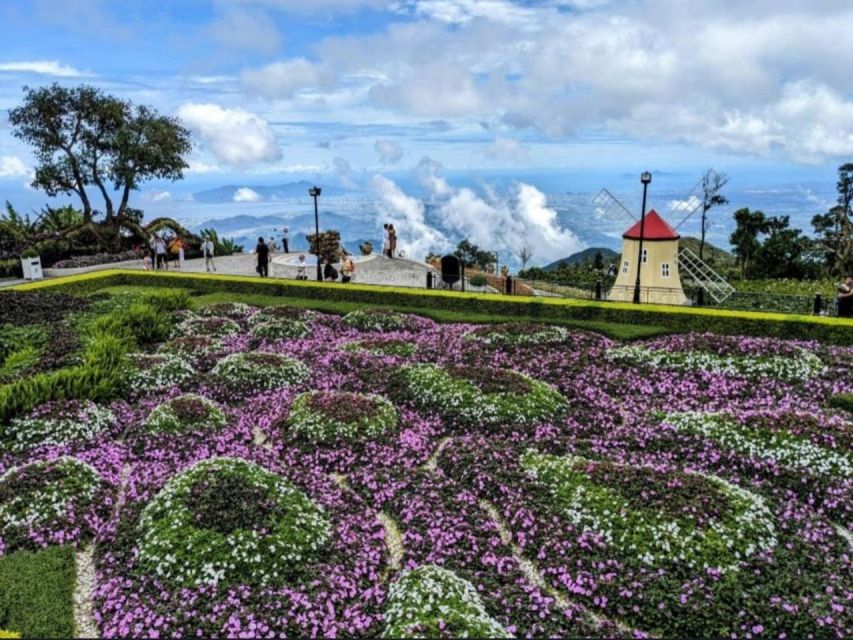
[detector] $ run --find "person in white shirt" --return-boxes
[154,236,167,270]
[202,236,216,272]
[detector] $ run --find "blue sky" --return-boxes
[0,1,851,262]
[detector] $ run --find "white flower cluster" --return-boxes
[464,324,570,346]
[401,364,566,428]
[248,307,316,325]
[606,345,826,382]
[171,314,241,339]
[287,391,398,443]
[126,353,196,393]
[196,302,252,319]
[0,457,102,541]
[250,318,310,341]
[144,394,227,435]
[382,565,511,638]
[211,352,309,393]
[136,457,331,587]
[342,309,413,333]
[521,452,777,573]
[2,401,114,452]
[666,412,852,478]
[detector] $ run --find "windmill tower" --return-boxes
[593,172,734,306]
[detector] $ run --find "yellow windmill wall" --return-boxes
[607,237,688,305]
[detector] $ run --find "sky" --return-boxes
[0,0,851,262]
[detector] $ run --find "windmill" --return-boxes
[592,171,734,305]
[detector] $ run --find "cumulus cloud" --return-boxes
[151,191,172,202]
[177,103,282,168]
[241,58,333,100]
[374,139,404,164]
[483,137,529,163]
[371,174,451,260]
[234,187,263,202]
[0,60,88,77]
[0,156,30,178]
[333,157,358,189]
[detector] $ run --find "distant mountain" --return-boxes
[543,247,619,271]
[192,181,351,204]
[680,236,736,267]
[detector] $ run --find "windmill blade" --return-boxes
[670,178,704,230]
[592,188,637,222]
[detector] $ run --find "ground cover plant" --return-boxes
[0,282,851,638]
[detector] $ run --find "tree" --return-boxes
[812,163,853,276]
[8,84,191,250]
[516,244,533,271]
[592,250,604,271]
[730,208,768,277]
[453,239,497,271]
[751,216,818,279]
[698,169,728,260]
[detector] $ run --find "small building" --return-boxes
[607,209,688,305]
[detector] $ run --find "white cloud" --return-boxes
[333,157,358,189]
[241,58,333,100]
[371,174,451,260]
[234,187,263,202]
[186,160,222,174]
[0,60,88,77]
[176,103,282,168]
[207,8,282,55]
[0,156,30,178]
[483,137,529,163]
[151,191,172,202]
[374,139,404,164]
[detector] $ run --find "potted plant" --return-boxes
[20,248,43,280]
[359,241,373,256]
[469,274,488,291]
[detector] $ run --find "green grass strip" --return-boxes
[0,546,76,638]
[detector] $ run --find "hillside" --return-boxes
[680,236,736,267]
[543,247,619,271]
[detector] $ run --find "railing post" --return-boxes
[813,294,822,315]
[595,281,602,300]
[426,272,433,289]
[505,275,512,295]
[697,288,705,307]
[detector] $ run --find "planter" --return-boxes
[20,255,43,280]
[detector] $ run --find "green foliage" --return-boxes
[198,228,243,255]
[144,394,227,435]
[828,392,853,412]
[250,318,310,340]
[1,401,114,453]
[382,565,510,638]
[0,546,75,639]
[136,457,331,587]
[287,391,399,443]
[453,238,497,270]
[342,309,417,332]
[211,352,309,394]
[468,274,487,287]
[811,163,853,276]
[90,301,169,345]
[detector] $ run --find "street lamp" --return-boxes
[309,186,322,282]
[632,171,653,304]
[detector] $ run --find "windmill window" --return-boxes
[661,263,670,278]
[642,249,648,263]
[622,260,629,274]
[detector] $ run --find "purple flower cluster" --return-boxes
[0,306,850,637]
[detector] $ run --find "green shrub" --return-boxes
[173,315,241,339]
[136,457,331,587]
[124,353,196,394]
[211,352,309,394]
[340,338,416,357]
[144,394,227,434]
[0,546,75,639]
[342,309,419,332]
[828,392,853,412]
[464,322,570,346]
[469,274,488,288]
[287,391,399,443]
[399,364,567,429]
[382,565,510,638]
[250,319,310,341]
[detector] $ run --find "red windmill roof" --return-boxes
[622,209,679,240]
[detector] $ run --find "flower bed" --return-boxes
[210,352,309,393]
[250,318,310,340]
[125,353,196,393]
[144,394,227,434]
[399,363,567,428]
[0,457,108,552]
[464,322,570,346]
[342,309,421,332]
[341,337,417,357]
[172,315,241,339]
[195,302,253,320]
[0,400,114,452]
[136,457,331,587]
[287,391,398,443]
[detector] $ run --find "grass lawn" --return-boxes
[0,546,76,638]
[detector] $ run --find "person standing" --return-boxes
[838,274,853,317]
[282,227,290,254]
[323,259,338,282]
[255,237,270,277]
[388,224,397,258]
[383,223,390,258]
[341,254,355,283]
[155,235,168,270]
[148,234,157,269]
[202,235,216,272]
[268,237,276,253]
[295,254,307,280]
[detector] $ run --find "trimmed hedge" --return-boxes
[12,269,853,345]
[828,392,853,412]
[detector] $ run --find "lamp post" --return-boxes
[632,171,653,304]
[309,186,322,281]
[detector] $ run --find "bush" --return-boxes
[1,400,114,452]
[16,271,853,345]
[521,451,777,572]
[250,318,310,341]
[124,353,196,394]
[248,306,316,324]
[136,457,331,587]
[287,391,399,443]
[173,315,241,339]
[91,301,170,345]
[0,546,75,638]
[51,250,141,269]
[468,274,488,288]
[158,335,221,359]
[399,364,567,429]
[0,457,107,552]
[211,352,309,394]
[342,309,419,332]
[144,394,227,434]
[464,322,570,346]
[382,565,510,638]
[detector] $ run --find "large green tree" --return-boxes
[730,208,768,277]
[812,163,853,276]
[8,84,191,250]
